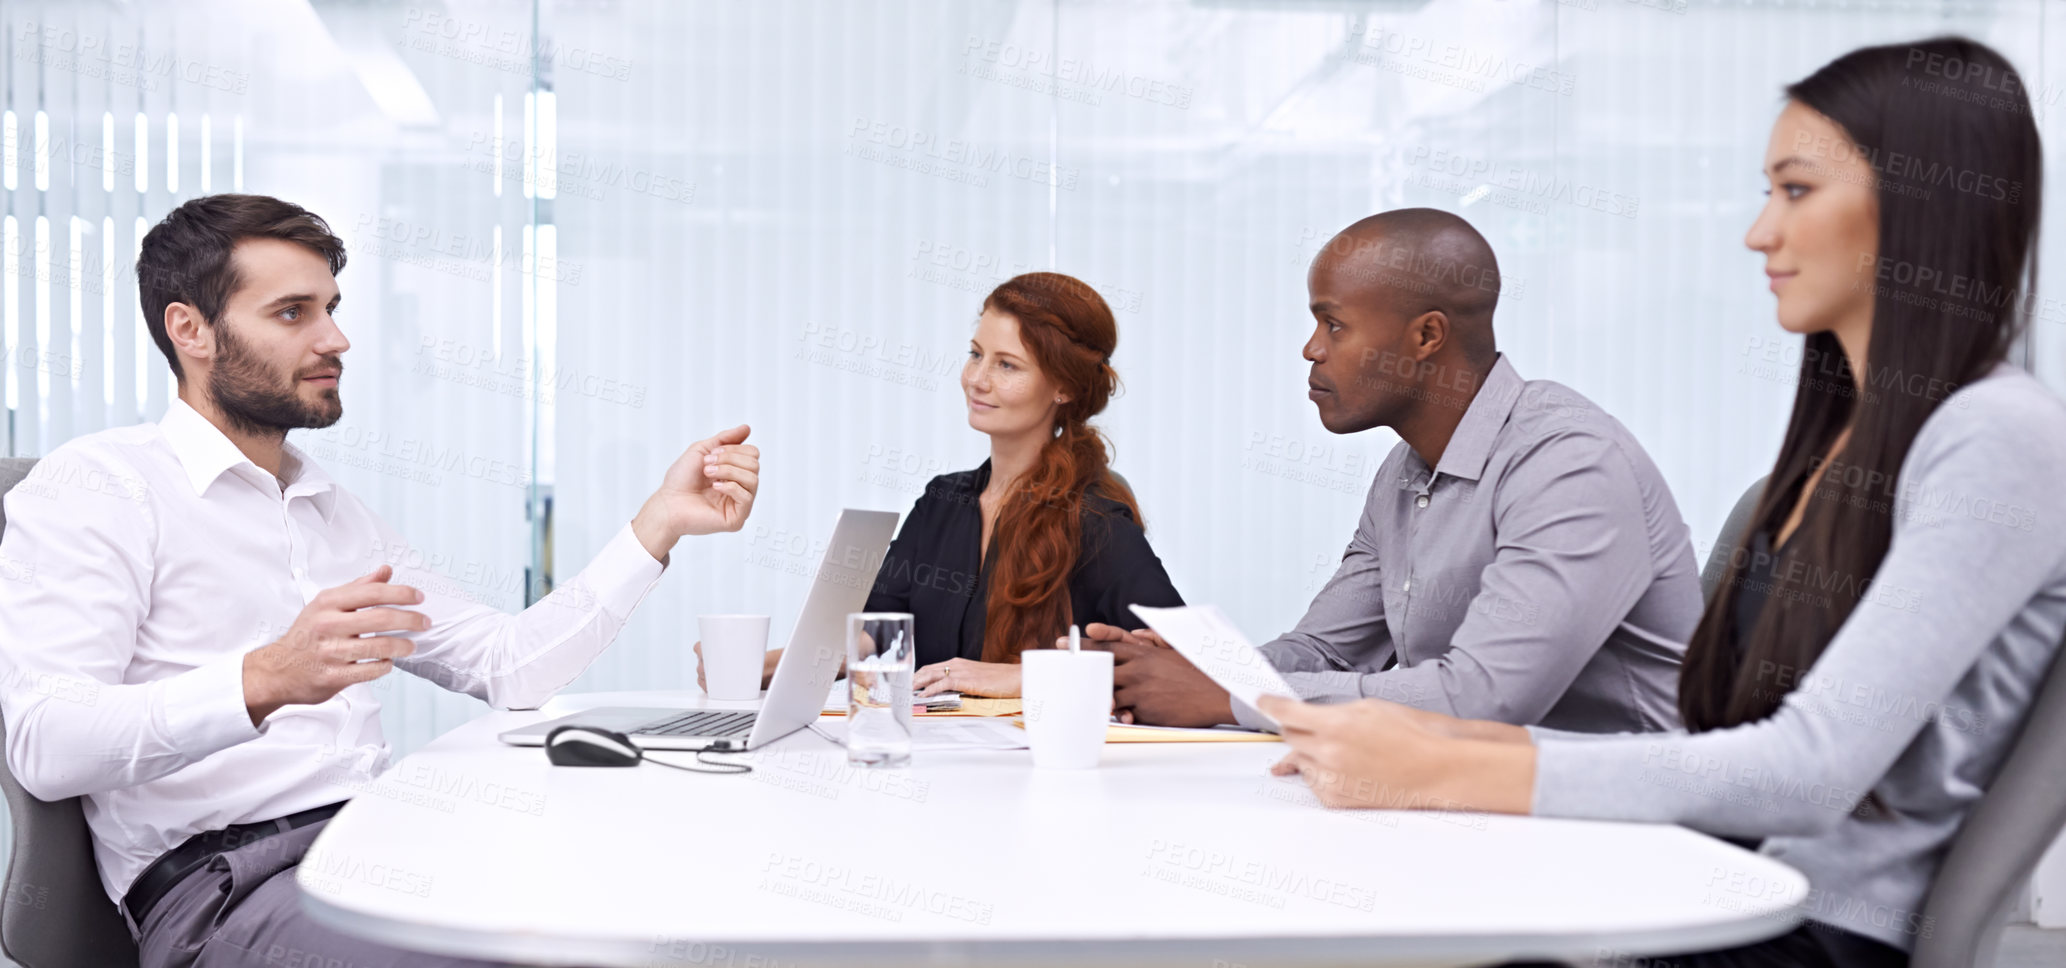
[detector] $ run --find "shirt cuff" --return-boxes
[1281,670,1362,704]
[161,650,264,754]
[576,523,669,620]
[1530,736,1604,819]
[1528,734,1659,821]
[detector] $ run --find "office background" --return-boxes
[1,0,2064,934]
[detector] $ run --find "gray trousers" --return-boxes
[133,817,513,968]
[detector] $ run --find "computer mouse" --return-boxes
[544,725,644,767]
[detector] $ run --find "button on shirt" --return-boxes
[0,399,666,906]
[1236,355,1701,733]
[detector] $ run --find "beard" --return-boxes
[207,319,344,437]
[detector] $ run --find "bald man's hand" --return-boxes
[1110,640,1238,728]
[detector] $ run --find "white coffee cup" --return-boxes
[1020,649,1114,769]
[699,614,771,700]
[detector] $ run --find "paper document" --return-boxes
[946,698,1022,718]
[1004,720,1282,744]
[1105,723,1281,743]
[1129,604,1298,730]
[823,680,960,714]
[809,717,1029,752]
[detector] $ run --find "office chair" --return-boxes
[1700,476,1768,605]
[0,457,142,968]
[1912,631,2066,968]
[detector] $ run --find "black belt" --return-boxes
[122,801,348,928]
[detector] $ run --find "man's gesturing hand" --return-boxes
[633,425,761,560]
[242,565,426,727]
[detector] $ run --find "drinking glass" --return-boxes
[845,612,915,767]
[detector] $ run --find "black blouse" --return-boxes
[1726,472,1810,667]
[861,460,1185,666]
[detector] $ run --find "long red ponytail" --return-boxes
[979,273,1139,663]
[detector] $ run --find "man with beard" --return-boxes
[1097,209,1700,735]
[0,194,760,967]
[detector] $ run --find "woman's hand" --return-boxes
[914,658,1021,698]
[1258,694,1535,814]
[695,643,783,693]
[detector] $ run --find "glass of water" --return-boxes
[845,612,915,767]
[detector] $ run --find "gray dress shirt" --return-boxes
[1235,354,1701,733]
[1532,364,2066,951]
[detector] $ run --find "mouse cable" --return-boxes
[640,745,753,776]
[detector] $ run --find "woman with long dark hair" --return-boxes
[1253,37,2066,967]
[705,272,1182,698]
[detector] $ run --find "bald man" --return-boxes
[1102,209,1700,733]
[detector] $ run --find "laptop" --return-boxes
[498,508,899,751]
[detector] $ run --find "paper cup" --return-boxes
[1021,649,1114,769]
[699,614,771,700]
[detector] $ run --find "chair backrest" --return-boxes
[1700,476,1768,605]
[0,457,142,968]
[1912,632,2066,968]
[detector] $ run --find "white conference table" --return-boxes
[299,690,1808,967]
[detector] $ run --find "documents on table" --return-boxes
[809,717,1030,752]
[1103,723,1281,743]
[1004,720,1281,743]
[1129,604,1298,730]
[936,698,1022,717]
[822,680,962,715]
[820,682,1025,717]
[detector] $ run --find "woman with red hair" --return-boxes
[877,271,1184,698]
[706,272,1183,699]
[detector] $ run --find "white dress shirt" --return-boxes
[0,398,666,907]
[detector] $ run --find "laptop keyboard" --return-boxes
[635,710,757,738]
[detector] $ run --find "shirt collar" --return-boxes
[159,398,338,514]
[280,439,339,515]
[1426,353,1524,484]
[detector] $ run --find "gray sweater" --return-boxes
[1530,364,2066,951]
